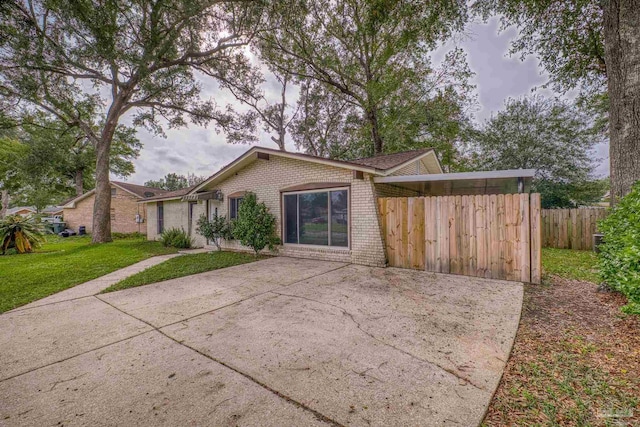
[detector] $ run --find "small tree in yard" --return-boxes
[0,215,45,255]
[232,192,279,256]
[196,213,232,251]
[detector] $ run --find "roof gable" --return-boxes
[349,149,433,170]
[64,182,170,208]
[190,146,441,195]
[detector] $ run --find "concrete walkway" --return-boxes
[0,257,523,427]
[9,253,182,312]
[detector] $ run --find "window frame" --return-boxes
[228,196,244,220]
[281,186,350,249]
[157,201,164,234]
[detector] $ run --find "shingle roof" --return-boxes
[7,206,36,215]
[112,181,168,198]
[349,148,434,170]
[141,186,195,201]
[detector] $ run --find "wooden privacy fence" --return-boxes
[378,194,541,284]
[541,208,608,250]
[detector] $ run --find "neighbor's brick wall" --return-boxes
[64,186,146,234]
[147,155,388,267]
[63,195,94,233]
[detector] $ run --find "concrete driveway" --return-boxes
[0,257,523,427]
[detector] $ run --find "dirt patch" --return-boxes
[484,276,640,426]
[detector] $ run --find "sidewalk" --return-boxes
[10,254,182,312]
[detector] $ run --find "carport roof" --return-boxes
[374,169,536,195]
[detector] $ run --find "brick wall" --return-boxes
[63,186,146,234]
[146,155,388,266]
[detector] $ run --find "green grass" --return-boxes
[0,235,177,313]
[542,247,600,283]
[102,251,262,293]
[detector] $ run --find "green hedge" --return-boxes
[598,183,640,314]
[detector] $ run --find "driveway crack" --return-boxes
[94,295,344,427]
[270,291,487,392]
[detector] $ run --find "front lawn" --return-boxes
[0,235,177,313]
[102,251,262,293]
[484,248,640,426]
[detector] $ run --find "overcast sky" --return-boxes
[122,17,610,186]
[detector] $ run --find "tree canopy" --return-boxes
[0,0,266,242]
[259,0,473,159]
[144,173,206,191]
[473,0,640,202]
[469,96,607,208]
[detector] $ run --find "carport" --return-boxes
[374,169,542,283]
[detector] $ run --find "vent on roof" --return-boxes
[144,191,156,197]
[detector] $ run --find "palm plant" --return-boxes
[0,215,45,254]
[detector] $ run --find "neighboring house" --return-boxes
[63,182,168,234]
[42,205,64,217]
[143,146,444,267]
[6,206,37,217]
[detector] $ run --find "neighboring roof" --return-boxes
[42,205,64,214]
[112,181,168,199]
[350,148,434,170]
[7,206,36,215]
[190,146,442,195]
[140,186,195,202]
[63,181,169,208]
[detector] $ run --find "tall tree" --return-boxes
[291,80,361,158]
[474,0,640,203]
[20,115,141,197]
[604,0,640,203]
[220,64,297,151]
[260,0,470,156]
[144,173,206,191]
[0,0,264,243]
[469,96,607,208]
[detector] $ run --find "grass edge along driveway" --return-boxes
[0,236,177,313]
[102,251,263,293]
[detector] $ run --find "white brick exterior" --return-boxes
[146,155,389,266]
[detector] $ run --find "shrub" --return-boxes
[598,182,640,315]
[196,213,232,251]
[0,214,46,254]
[232,192,280,256]
[160,227,192,249]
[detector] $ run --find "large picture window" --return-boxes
[283,188,348,247]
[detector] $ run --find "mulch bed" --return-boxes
[484,276,640,426]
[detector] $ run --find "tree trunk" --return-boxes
[74,169,84,196]
[366,108,383,154]
[604,0,640,203]
[92,137,113,243]
[0,189,8,219]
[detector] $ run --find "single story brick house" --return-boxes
[6,206,37,216]
[63,181,168,235]
[142,146,445,267]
